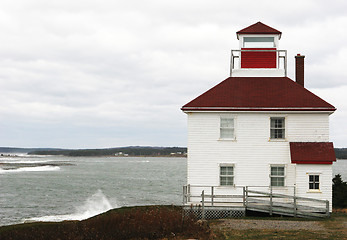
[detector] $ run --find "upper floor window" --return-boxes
[270,117,285,139]
[243,37,275,48]
[270,166,285,187]
[220,165,234,186]
[220,117,234,139]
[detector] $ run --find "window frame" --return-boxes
[270,117,286,140]
[270,165,285,187]
[309,174,320,191]
[219,164,234,186]
[219,116,235,140]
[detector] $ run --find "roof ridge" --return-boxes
[237,22,282,38]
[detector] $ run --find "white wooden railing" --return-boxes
[183,185,330,218]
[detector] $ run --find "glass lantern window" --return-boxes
[243,37,275,48]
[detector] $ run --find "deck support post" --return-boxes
[326,201,329,217]
[269,186,273,216]
[201,190,205,220]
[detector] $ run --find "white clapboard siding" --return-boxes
[187,112,332,209]
[295,164,332,210]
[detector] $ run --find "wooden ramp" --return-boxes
[245,189,330,218]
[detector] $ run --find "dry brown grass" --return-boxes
[0,205,210,240]
[1,207,346,240]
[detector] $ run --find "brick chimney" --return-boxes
[295,54,305,87]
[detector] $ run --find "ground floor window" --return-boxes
[220,165,234,186]
[309,175,320,190]
[270,166,285,187]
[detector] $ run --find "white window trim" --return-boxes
[307,173,322,193]
[219,115,236,141]
[219,163,235,187]
[269,165,286,187]
[239,34,279,49]
[269,116,287,142]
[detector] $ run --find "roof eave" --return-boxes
[181,107,336,112]
[236,32,282,40]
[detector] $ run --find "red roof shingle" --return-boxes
[237,22,282,39]
[181,77,336,112]
[290,142,336,164]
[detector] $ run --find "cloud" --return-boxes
[0,0,346,148]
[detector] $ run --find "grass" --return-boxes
[0,205,210,240]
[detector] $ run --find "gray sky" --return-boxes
[0,0,346,148]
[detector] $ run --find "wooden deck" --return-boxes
[183,185,330,219]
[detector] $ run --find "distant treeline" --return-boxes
[335,148,347,159]
[0,147,62,154]
[27,146,187,157]
[2,147,347,158]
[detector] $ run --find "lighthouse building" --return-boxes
[181,22,336,218]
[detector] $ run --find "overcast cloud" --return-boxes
[0,0,346,148]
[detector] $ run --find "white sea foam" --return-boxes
[0,165,60,174]
[129,160,150,163]
[26,189,114,223]
[0,159,55,164]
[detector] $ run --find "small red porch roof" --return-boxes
[290,142,336,164]
[181,77,336,112]
[237,22,282,39]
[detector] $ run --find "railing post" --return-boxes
[242,187,246,207]
[183,186,186,205]
[269,186,273,216]
[293,185,297,217]
[211,186,214,206]
[284,50,287,77]
[201,190,205,220]
[326,200,330,217]
[230,50,234,76]
[187,184,191,202]
[245,186,248,207]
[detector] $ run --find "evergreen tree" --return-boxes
[332,174,347,208]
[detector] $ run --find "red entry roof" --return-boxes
[290,142,336,164]
[237,22,282,39]
[181,77,336,112]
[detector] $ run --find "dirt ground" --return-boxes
[208,212,347,240]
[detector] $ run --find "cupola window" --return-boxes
[243,37,275,48]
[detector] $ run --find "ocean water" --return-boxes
[0,154,346,227]
[0,155,186,226]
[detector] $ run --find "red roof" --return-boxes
[237,22,282,39]
[290,142,336,164]
[181,77,336,112]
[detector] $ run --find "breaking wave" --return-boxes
[0,165,60,174]
[26,189,114,223]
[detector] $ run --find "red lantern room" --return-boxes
[231,22,287,77]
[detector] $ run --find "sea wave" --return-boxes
[128,160,150,163]
[0,165,60,174]
[0,159,55,164]
[26,189,114,222]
